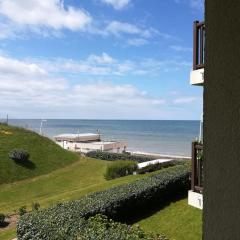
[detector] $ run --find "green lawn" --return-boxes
[137,198,202,240]
[0,157,153,240]
[0,228,16,240]
[0,157,150,215]
[0,161,201,240]
[0,124,78,184]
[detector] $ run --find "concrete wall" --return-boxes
[204,2,240,239]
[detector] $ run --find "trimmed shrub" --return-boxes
[104,160,138,180]
[18,214,167,240]
[19,206,27,216]
[76,215,167,240]
[86,151,155,163]
[137,160,183,174]
[0,213,5,226]
[9,149,29,162]
[17,164,190,239]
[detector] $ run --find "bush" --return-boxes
[19,206,27,216]
[0,213,5,226]
[17,164,190,239]
[18,214,167,240]
[31,202,40,211]
[77,214,167,240]
[104,160,138,180]
[86,151,155,163]
[136,160,183,174]
[9,149,29,162]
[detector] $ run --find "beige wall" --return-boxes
[204,1,240,239]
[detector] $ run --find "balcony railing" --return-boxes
[191,141,203,193]
[193,21,205,70]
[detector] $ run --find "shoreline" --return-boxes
[7,120,196,157]
[129,151,191,160]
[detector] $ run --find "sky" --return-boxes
[0,0,204,120]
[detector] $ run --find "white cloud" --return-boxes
[173,97,200,104]
[0,54,202,119]
[96,21,171,46]
[0,22,16,39]
[138,58,191,73]
[101,0,131,10]
[114,61,134,75]
[0,56,47,76]
[38,58,112,75]
[170,45,192,52]
[87,52,116,64]
[0,1,170,45]
[0,54,196,118]
[0,54,169,119]
[189,0,204,10]
[73,82,149,104]
[105,21,152,38]
[127,38,148,46]
[0,0,92,38]
[33,53,191,77]
[0,77,67,93]
[35,54,191,78]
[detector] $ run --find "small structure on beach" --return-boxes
[54,133,127,153]
[137,159,172,169]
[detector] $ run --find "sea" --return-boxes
[7,119,200,157]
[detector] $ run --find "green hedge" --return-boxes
[77,214,167,240]
[86,151,155,163]
[17,164,190,240]
[22,214,167,240]
[105,160,138,180]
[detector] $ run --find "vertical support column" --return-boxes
[200,25,204,65]
[191,142,197,191]
[193,21,199,70]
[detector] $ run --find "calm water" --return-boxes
[8,119,200,156]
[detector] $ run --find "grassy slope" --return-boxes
[137,198,202,240]
[0,124,78,184]
[0,157,152,214]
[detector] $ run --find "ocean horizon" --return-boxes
[7,119,200,157]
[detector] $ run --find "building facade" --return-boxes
[188,21,205,210]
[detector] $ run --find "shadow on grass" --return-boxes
[120,192,188,225]
[14,159,36,170]
[0,222,10,228]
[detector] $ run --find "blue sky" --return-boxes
[0,0,204,120]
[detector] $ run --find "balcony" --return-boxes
[188,141,203,209]
[190,21,205,86]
